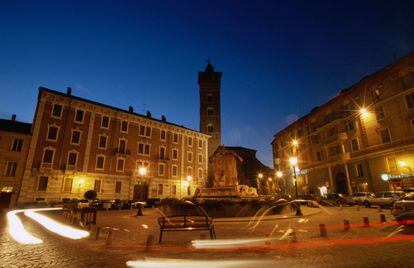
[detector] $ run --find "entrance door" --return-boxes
[0,191,13,210]
[335,172,348,194]
[133,184,148,202]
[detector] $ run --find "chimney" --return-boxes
[11,114,16,121]
[128,106,134,113]
[161,115,166,122]
[67,87,72,95]
[146,111,152,118]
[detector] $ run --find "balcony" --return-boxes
[316,111,352,129]
[323,132,348,145]
[112,148,131,156]
[157,154,170,161]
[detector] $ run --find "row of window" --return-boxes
[37,176,122,194]
[51,104,205,145]
[40,146,203,178]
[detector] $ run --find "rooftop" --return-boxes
[39,86,209,137]
[0,119,32,134]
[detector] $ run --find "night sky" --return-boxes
[1,0,414,166]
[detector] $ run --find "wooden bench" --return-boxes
[157,215,216,244]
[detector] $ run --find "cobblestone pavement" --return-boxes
[2,206,414,267]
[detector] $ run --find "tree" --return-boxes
[84,190,97,200]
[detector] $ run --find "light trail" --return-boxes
[126,258,272,268]
[24,208,90,239]
[192,237,271,249]
[6,209,43,244]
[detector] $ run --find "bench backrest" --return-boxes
[158,215,213,228]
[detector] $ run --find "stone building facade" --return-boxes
[0,115,31,208]
[18,87,209,203]
[272,51,414,195]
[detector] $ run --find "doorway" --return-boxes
[335,172,348,194]
[0,188,13,210]
[133,184,148,202]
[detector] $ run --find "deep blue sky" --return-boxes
[1,1,413,166]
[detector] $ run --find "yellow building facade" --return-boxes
[272,52,414,195]
[0,115,31,208]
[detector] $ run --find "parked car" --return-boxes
[110,199,124,210]
[391,193,414,224]
[323,193,355,206]
[363,191,405,208]
[352,192,375,205]
[403,188,414,194]
[90,199,104,209]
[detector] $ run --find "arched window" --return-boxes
[207,124,214,133]
[207,107,214,115]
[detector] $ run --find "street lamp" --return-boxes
[289,156,302,216]
[360,107,368,117]
[138,167,147,176]
[276,171,283,178]
[258,173,263,179]
[292,139,298,146]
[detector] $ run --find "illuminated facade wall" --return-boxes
[0,118,31,207]
[272,51,414,195]
[19,88,209,203]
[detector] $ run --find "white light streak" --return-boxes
[191,237,270,249]
[126,258,271,268]
[24,208,89,239]
[7,209,43,245]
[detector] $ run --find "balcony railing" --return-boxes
[323,132,348,145]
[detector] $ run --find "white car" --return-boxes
[364,191,405,208]
[392,193,414,224]
[352,192,375,205]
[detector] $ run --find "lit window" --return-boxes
[62,178,73,192]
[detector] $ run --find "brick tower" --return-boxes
[198,60,222,159]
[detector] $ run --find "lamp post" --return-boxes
[289,156,302,216]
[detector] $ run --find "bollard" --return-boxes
[319,224,327,237]
[363,217,370,227]
[145,235,154,252]
[105,230,113,246]
[289,229,297,243]
[344,219,350,231]
[95,227,101,240]
[380,214,386,223]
